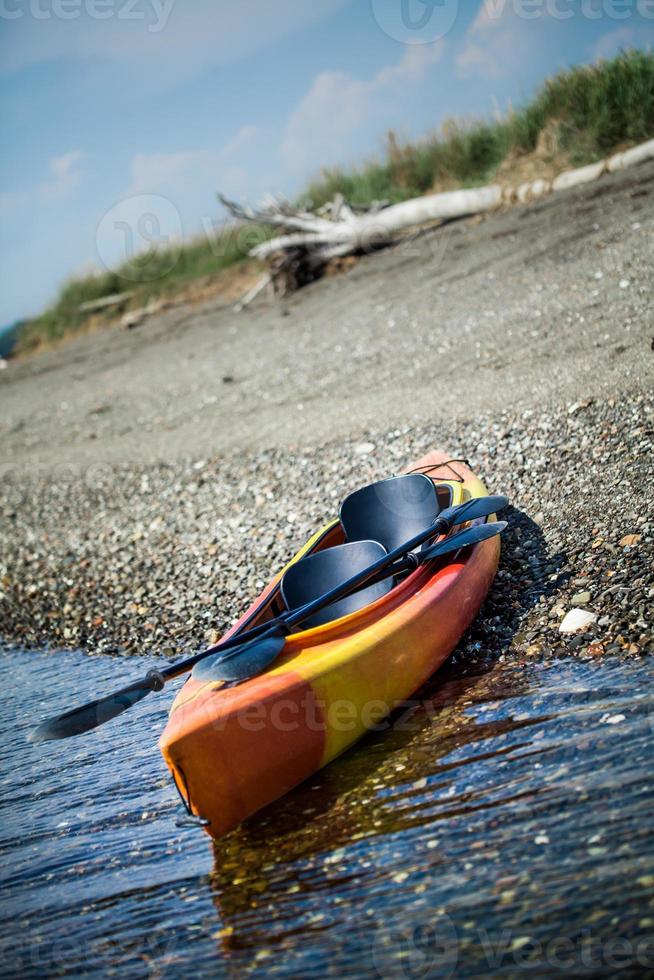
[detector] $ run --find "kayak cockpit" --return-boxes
[234,474,455,636]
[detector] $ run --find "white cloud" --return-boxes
[457,4,654,80]
[0,0,348,86]
[456,41,505,79]
[127,125,259,198]
[221,124,260,158]
[0,149,83,214]
[468,0,514,30]
[40,149,83,201]
[456,0,542,79]
[281,44,443,174]
[122,44,445,215]
[129,150,215,197]
[281,72,369,170]
[591,25,650,60]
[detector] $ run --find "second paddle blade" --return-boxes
[422,520,507,562]
[439,494,508,529]
[192,629,287,683]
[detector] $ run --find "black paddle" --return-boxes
[192,519,507,683]
[193,495,508,683]
[365,518,508,587]
[29,494,507,743]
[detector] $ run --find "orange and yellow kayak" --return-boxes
[159,451,500,839]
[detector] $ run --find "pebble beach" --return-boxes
[1,391,652,667]
[1,159,652,664]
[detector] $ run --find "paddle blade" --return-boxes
[438,495,508,530]
[28,672,164,743]
[192,629,287,683]
[422,520,507,562]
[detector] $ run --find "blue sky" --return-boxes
[1,0,653,324]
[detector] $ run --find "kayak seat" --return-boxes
[340,473,440,553]
[281,540,393,629]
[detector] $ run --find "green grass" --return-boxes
[18,49,654,353]
[304,48,654,208]
[17,224,271,352]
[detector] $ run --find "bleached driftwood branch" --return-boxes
[508,137,654,202]
[233,272,272,312]
[78,290,134,313]
[219,185,502,299]
[218,194,336,235]
[222,137,654,306]
[222,186,500,261]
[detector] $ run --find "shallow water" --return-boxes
[1,647,653,978]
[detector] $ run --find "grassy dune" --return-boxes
[305,49,654,206]
[17,49,654,354]
[17,226,271,353]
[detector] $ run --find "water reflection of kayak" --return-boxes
[160,452,501,839]
[208,664,538,958]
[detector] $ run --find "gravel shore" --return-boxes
[1,392,652,663]
[1,162,652,660]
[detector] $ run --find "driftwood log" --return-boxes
[221,137,654,309]
[219,187,500,300]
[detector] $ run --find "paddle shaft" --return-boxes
[276,500,506,634]
[164,501,505,681]
[29,494,507,743]
[278,519,498,631]
[157,519,448,683]
[192,523,457,677]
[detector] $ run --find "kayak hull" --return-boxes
[159,452,500,838]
